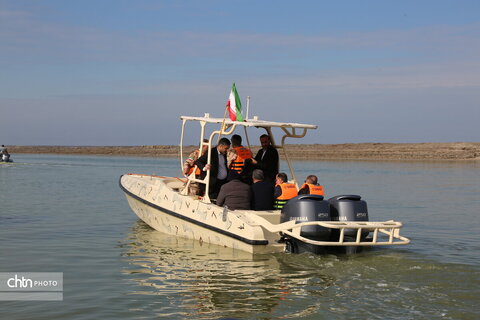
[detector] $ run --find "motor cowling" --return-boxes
[328,195,369,241]
[280,195,331,253]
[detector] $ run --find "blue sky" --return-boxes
[1,0,479,145]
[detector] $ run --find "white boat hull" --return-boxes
[120,173,410,254]
[120,174,285,254]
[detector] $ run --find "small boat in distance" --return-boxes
[120,113,410,254]
[0,146,12,163]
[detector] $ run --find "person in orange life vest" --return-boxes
[298,175,325,196]
[228,134,253,182]
[183,139,209,196]
[273,172,298,209]
[183,139,209,177]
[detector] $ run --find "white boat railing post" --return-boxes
[203,120,212,203]
[203,123,237,203]
[180,119,187,173]
[280,127,308,189]
[180,119,190,195]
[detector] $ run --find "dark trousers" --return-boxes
[199,178,228,200]
[210,179,227,200]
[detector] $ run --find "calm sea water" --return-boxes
[1,154,479,319]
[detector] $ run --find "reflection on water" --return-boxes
[121,221,336,319]
[120,222,480,320]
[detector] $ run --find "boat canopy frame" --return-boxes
[179,114,317,203]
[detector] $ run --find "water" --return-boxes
[1,154,479,319]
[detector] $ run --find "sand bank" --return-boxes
[9,142,480,161]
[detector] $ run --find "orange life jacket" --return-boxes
[274,183,298,209]
[186,150,201,176]
[229,146,253,173]
[300,183,324,196]
[187,165,201,176]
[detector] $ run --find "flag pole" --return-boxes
[219,82,235,143]
[244,96,252,148]
[218,105,228,144]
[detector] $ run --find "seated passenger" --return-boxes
[250,169,274,210]
[183,139,209,195]
[274,172,298,210]
[183,139,209,177]
[298,175,324,196]
[216,171,251,210]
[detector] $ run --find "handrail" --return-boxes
[283,221,410,246]
[279,127,309,188]
[181,117,239,202]
[180,119,187,176]
[180,113,317,203]
[245,213,410,246]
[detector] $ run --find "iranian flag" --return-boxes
[226,83,244,121]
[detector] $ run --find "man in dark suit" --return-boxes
[250,169,274,210]
[252,134,279,182]
[195,137,231,200]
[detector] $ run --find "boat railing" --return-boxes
[181,120,237,202]
[180,114,318,202]
[245,213,410,246]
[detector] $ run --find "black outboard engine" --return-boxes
[280,195,331,254]
[328,195,369,254]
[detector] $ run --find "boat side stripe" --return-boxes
[119,176,269,246]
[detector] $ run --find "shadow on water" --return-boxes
[119,221,480,320]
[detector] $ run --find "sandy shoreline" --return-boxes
[8,142,480,161]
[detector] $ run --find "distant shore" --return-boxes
[8,142,480,161]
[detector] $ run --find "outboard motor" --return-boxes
[328,195,369,254]
[280,195,331,254]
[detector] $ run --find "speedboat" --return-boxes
[120,113,410,254]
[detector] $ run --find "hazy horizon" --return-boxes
[7,141,480,147]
